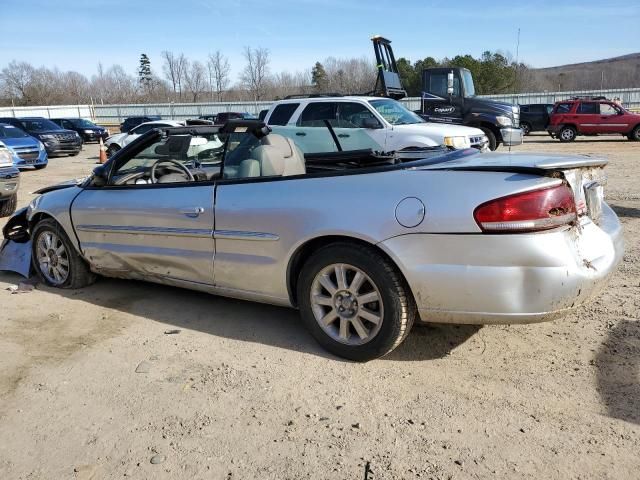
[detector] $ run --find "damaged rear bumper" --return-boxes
[379,203,623,324]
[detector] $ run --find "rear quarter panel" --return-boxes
[213,168,560,302]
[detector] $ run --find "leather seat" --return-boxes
[238,134,305,178]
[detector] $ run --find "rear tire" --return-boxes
[31,218,96,289]
[0,194,17,217]
[479,127,498,150]
[297,242,416,361]
[628,125,640,141]
[559,126,577,142]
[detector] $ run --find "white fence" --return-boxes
[1,88,639,125]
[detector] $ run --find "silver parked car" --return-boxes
[1,120,623,360]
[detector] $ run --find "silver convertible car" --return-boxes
[1,120,623,361]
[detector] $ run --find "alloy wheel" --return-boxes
[36,231,70,285]
[310,263,384,346]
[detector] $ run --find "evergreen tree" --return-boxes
[311,62,328,92]
[138,53,152,92]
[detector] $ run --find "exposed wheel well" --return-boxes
[29,212,54,230]
[286,235,410,307]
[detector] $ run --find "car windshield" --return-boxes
[368,99,425,125]
[71,119,96,128]
[21,118,62,131]
[0,125,29,138]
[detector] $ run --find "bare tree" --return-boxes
[207,50,230,102]
[184,60,207,102]
[240,47,270,101]
[161,51,188,100]
[0,61,36,104]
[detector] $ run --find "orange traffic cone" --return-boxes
[98,138,108,164]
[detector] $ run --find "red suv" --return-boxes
[547,97,640,142]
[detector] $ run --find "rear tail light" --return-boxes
[474,184,577,233]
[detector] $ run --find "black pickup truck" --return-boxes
[371,36,523,151]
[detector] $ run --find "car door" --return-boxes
[421,71,463,124]
[598,102,629,134]
[576,102,599,134]
[212,130,297,304]
[335,102,387,150]
[71,131,217,286]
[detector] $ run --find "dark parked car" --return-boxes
[120,116,162,133]
[519,104,554,135]
[198,112,257,124]
[0,117,82,156]
[51,118,109,143]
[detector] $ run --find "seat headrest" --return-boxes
[253,134,305,177]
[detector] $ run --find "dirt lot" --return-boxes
[0,135,638,479]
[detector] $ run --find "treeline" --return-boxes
[0,49,376,107]
[1,49,637,107]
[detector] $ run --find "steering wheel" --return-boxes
[150,159,195,183]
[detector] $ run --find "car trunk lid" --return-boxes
[420,152,608,224]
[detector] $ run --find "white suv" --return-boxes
[263,96,488,152]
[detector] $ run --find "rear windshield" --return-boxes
[0,125,29,138]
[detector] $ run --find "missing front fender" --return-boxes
[2,207,29,243]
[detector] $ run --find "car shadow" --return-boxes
[595,319,640,425]
[0,273,479,363]
[523,138,628,144]
[610,204,640,219]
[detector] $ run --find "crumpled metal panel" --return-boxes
[0,239,32,278]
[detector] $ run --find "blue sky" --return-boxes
[1,0,638,81]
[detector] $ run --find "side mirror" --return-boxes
[92,164,109,187]
[362,118,382,129]
[447,72,455,95]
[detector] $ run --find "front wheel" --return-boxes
[521,122,531,136]
[559,126,577,142]
[297,243,416,361]
[34,164,47,170]
[32,219,96,289]
[479,127,498,151]
[0,194,17,217]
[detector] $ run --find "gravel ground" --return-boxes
[0,134,638,480]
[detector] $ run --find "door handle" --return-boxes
[180,207,204,217]
[337,134,350,138]
[295,132,306,136]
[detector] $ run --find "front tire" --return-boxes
[31,219,96,289]
[0,194,17,217]
[34,164,47,170]
[479,127,498,151]
[521,122,531,136]
[559,126,577,142]
[297,243,415,361]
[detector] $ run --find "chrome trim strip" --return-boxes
[213,230,280,241]
[76,224,213,238]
